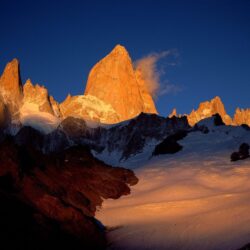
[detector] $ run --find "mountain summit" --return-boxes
[83,44,157,122]
[0,58,23,118]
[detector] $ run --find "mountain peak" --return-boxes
[213,95,222,101]
[24,78,33,87]
[7,58,19,67]
[210,96,223,106]
[168,108,177,118]
[83,44,157,123]
[0,58,23,117]
[111,44,129,55]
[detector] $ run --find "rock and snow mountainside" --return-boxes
[96,116,250,250]
[0,59,61,134]
[0,45,157,127]
[169,96,250,127]
[60,94,120,124]
[60,44,157,124]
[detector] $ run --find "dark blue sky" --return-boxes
[0,0,249,116]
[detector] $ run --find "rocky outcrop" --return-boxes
[23,79,56,115]
[231,143,249,161]
[58,116,105,152]
[168,108,178,118]
[0,59,23,119]
[0,134,138,249]
[233,108,250,126]
[102,113,190,161]
[153,130,188,155]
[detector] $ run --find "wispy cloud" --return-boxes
[134,49,181,98]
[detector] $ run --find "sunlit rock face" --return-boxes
[233,108,250,126]
[0,59,23,119]
[23,79,55,115]
[49,95,62,118]
[18,79,61,134]
[168,108,178,118]
[170,96,233,126]
[83,44,157,123]
[187,96,232,126]
[135,68,157,114]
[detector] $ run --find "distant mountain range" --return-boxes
[0,45,249,133]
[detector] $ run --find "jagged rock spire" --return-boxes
[0,58,23,117]
[84,44,157,122]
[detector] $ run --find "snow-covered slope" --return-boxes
[96,124,250,250]
[20,102,60,134]
[60,94,120,124]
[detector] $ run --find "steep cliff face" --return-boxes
[82,44,157,122]
[0,59,23,119]
[233,108,250,126]
[135,68,158,114]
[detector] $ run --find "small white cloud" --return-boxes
[134,49,180,98]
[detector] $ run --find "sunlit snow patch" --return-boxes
[20,103,60,134]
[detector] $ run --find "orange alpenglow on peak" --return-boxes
[187,96,232,126]
[0,58,23,117]
[233,107,250,126]
[168,108,178,118]
[169,96,234,126]
[84,44,158,122]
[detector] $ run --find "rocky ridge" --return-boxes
[169,96,250,127]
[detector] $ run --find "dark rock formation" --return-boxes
[231,143,250,161]
[213,113,225,126]
[237,242,250,250]
[0,135,138,249]
[241,124,250,131]
[105,113,190,160]
[153,130,188,156]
